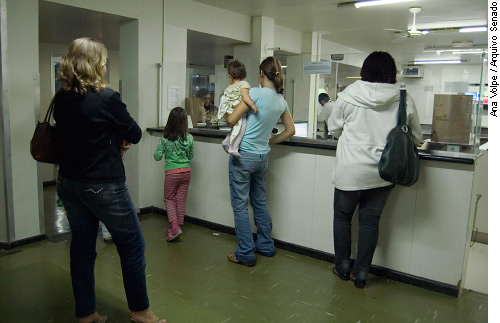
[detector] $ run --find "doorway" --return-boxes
[38,0,138,241]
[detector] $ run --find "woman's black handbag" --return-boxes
[378,89,419,186]
[30,97,60,164]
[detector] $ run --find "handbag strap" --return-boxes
[44,100,55,123]
[398,89,407,126]
[43,90,61,123]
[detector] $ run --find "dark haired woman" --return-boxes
[196,88,217,123]
[54,37,166,323]
[327,51,422,288]
[225,56,295,267]
[154,107,194,242]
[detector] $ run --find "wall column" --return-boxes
[1,0,42,243]
[306,32,321,138]
[161,23,187,125]
[120,20,141,205]
[285,32,321,133]
[138,18,187,209]
[234,16,275,88]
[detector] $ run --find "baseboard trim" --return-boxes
[138,206,154,215]
[43,180,56,187]
[172,212,458,297]
[0,234,46,250]
[472,231,488,245]
[82,206,463,296]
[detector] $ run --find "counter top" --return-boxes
[146,127,481,164]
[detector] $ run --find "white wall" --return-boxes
[0,0,7,242]
[120,20,141,207]
[274,25,302,54]
[161,23,187,127]
[214,64,227,107]
[286,55,311,121]
[5,0,41,240]
[0,70,5,243]
[234,16,275,89]
[320,38,365,67]
[165,0,250,43]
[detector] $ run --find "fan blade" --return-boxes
[384,28,406,32]
[424,27,462,34]
[392,35,408,43]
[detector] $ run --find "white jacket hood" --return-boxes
[337,80,399,110]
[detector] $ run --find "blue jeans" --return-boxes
[57,175,149,318]
[333,185,393,280]
[229,151,274,263]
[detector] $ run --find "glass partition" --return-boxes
[284,49,487,153]
[276,52,366,140]
[185,42,487,153]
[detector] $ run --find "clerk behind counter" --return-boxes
[317,93,334,139]
[196,88,218,123]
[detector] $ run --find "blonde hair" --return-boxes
[57,37,108,95]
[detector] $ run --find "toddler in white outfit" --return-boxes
[218,61,258,157]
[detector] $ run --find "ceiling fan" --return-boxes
[385,7,427,43]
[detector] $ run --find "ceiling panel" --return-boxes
[39,0,134,51]
[38,0,488,67]
[187,30,247,67]
[193,0,488,62]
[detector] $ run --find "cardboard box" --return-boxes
[185,97,201,127]
[431,94,473,144]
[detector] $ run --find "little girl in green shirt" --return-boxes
[154,107,194,241]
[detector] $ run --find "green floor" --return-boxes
[0,214,488,322]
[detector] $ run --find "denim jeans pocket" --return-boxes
[230,166,251,182]
[82,183,117,205]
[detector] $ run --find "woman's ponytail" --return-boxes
[259,57,284,94]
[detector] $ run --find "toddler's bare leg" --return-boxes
[227,116,246,158]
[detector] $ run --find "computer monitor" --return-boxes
[294,122,308,138]
[461,92,479,103]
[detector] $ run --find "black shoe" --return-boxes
[353,279,366,288]
[333,267,350,281]
[350,273,366,288]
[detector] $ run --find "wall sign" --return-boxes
[303,61,332,74]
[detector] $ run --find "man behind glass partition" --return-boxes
[318,93,334,139]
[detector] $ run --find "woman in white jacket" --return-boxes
[327,52,422,288]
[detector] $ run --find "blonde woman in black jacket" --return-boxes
[54,37,166,323]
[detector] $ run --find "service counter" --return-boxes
[146,127,486,296]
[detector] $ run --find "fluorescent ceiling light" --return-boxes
[423,46,485,53]
[346,76,361,79]
[459,26,487,33]
[452,41,474,47]
[452,50,485,55]
[414,60,462,65]
[354,0,417,8]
